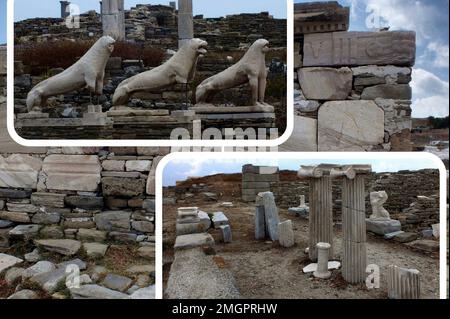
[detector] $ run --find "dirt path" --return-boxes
[163,200,440,299]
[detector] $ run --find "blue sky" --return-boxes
[163,157,440,186]
[0,0,5,44]
[296,0,449,118]
[13,0,287,21]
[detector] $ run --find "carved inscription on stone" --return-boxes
[304,31,416,67]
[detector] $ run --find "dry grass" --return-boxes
[15,40,165,75]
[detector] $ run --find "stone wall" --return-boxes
[0,147,169,249]
[14,6,286,51]
[274,169,440,231]
[292,2,415,151]
[241,165,279,202]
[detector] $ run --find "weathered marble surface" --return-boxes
[318,101,385,151]
[303,31,416,67]
[0,154,43,188]
[294,2,349,35]
[281,116,317,152]
[298,67,352,100]
[41,155,101,192]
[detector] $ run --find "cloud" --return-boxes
[426,42,450,68]
[364,0,447,45]
[411,68,449,117]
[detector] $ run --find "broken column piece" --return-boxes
[313,242,331,279]
[387,265,421,299]
[278,220,295,248]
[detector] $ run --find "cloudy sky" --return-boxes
[297,0,449,118]
[163,156,440,186]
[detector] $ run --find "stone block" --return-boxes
[65,196,104,210]
[0,154,42,189]
[361,84,412,100]
[126,160,152,172]
[0,211,31,223]
[298,67,352,100]
[281,116,318,152]
[102,160,125,171]
[34,239,81,256]
[212,212,229,229]
[77,228,107,242]
[102,177,146,197]
[0,253,23,273]
[31,192,66,208]
[318,101,385,151]
[6,203,38,213]
[294,2,349,35]
[366,219,402,235]
[42,155,101,192]
[94,211,131,232]
[31,213,61,225]
[132,221,154,233]
[303,31,416,67]
[220,225,232,243]
[278,220,295,247]
[174,233,215,250]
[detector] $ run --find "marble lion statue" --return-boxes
[369,191,391,220]
[112,38,208,106]
[195,39,270,107]
[26,36,116,112]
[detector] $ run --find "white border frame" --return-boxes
[6,0,294,148]
[155,152,448,300]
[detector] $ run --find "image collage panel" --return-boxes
[0,0,448,305]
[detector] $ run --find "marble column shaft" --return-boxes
[309,176,333,261]
[178,0,194,48]
[387,265,421,299]
[342,174,367,284]
[102,0,125,41]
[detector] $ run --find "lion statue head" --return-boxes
[182,38,208,58]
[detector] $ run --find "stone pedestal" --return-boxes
[102,0,125,41]
[178,0,194,48]
[342,174,367,284]
[313,242,331,279]
[387,265,421,299]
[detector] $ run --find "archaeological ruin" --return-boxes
[163,162,441,299]
[12,1,287,140]
[284,1,416,152]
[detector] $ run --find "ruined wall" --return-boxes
[14,6,286,51]
[0,147,169,248]
[274,169,440,231]
[293,2,415,151]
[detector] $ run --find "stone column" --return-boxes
[102,0,125,41]
[341,165,371,284]
[387,265,421,299]
[178,0,194,48]
[314,242,331,279]
[299,165,336,261]
[309,176,332,261]
[60,1,71,19]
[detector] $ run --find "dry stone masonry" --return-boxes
[242,165,279,202]
[292,2,415,151]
